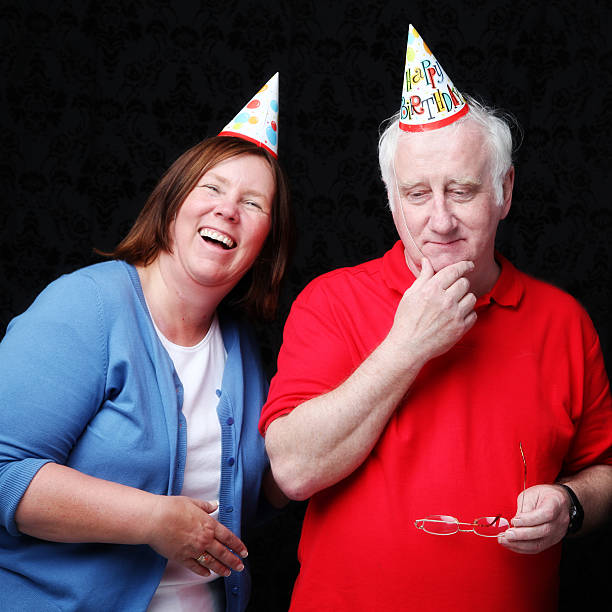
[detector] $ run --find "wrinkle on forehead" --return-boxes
[397,176,483,190]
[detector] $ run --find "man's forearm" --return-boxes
[265,259,477,501]
[558,464,612,535]
[265,333,426,500]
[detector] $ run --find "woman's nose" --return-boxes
[214,198,240,222]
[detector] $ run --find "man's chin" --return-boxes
[428,254,465,273]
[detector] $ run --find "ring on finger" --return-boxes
[196,553,210,566]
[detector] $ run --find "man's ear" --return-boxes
[500,166,514,220]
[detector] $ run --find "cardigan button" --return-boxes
[215,389,221,397]
[228,457,235,466]
[227,417,234,426]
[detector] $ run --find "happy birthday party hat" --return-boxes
[218,73,279,157]
[399,25,468,132]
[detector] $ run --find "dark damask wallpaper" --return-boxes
[1,1,611,610]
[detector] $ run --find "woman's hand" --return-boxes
[147,496,248,577]
[16,464,247,578]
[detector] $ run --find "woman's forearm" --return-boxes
[15,462,157,544]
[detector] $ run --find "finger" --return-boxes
[419,257,434,280]
[511,504,559,528]
[457,291,477,315]
[503,524,552,542]
[193,498,219,514]
[434,260,474,290]
[196,552,244,576]
[212,523,248,559]
[411,258,434,288]
[205,538,247,572]
[497,534,550,555]
[185,557,212,577]
[463,311,478,331]
[444,276,471,302]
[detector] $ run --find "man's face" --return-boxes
[391,121,513,292]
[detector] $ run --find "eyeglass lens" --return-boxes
[415,515,510,537]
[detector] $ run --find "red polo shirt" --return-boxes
[260,241,612,612]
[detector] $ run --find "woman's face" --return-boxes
[168,153,274,293]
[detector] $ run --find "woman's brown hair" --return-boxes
[103,136,293,320]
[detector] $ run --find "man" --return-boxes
[259,26,612,611]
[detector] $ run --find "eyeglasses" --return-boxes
[414,442,527,538]
[415,514,510,537]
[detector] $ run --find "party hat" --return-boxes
[399,25,468,132]
[218,73,279,157]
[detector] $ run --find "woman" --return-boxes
[0,127,292,611]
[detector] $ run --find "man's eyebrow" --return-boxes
[397,177,482,190]
[397,181,427,190]
[448,177,482,186]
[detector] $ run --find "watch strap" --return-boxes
[558,483,584,535]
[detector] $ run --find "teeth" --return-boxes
[199,228,235,249]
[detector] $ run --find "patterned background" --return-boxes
[2,1,610,609]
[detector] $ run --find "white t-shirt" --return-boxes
[147,314,226,612]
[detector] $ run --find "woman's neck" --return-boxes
[137,258,224,347]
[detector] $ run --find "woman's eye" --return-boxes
[245,200,262,210]
[203,184,219,193]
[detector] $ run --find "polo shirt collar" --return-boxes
[382,241,524,309]
[476,251,524,309]
[382,240,417,293]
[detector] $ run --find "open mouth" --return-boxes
[199,228,236,250]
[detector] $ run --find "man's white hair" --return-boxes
[378,95,517,211]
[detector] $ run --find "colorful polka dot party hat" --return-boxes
[219,72,279,157]
[399,25,468,132]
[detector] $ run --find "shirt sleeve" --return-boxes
[0,273,107,535]
[561,310,612,473]
[259,278,360,435]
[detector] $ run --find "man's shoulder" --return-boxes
[505,260,593,331]
[513,263,585,311]
[298,253,387,301]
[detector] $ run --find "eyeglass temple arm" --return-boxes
[519,441,527,514]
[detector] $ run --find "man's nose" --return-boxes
[428,195,457,233]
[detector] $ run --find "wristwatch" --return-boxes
[558,483,584,535]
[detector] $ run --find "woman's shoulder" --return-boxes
[43,260,138,308]
[7,261,140,336]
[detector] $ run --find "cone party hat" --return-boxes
[399,25,468,132]
[219,73,279,157]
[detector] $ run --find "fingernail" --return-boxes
[237,563,244,572]
[240,550,248,558]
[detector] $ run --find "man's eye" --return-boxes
[406,191,427,202]
[450,189,473,200]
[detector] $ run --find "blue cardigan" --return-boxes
[0,261,270,612]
